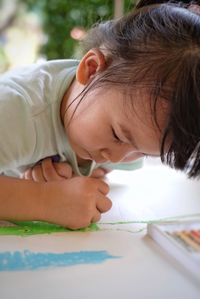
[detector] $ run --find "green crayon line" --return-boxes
[0,221,99,236]
[100,213,200,225]
[0,213,199,236]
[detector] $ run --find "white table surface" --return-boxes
[0,159,200,299]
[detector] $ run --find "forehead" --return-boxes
[87,84,169,131]
[101,86,168,123]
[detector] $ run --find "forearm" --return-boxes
[0,175,45,221]
[0,175,112,229]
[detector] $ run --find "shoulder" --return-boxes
[0,83,28,111]
[0,83,34,134]
[0,60,79,108]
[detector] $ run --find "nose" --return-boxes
[101,149,139,163]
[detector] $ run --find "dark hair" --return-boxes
[136,0,200,9]
[79,3,200,177]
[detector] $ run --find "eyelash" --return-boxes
[112,128,123,144]
[112,129,149,158]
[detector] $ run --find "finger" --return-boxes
[32,165,46,182]
[91,210,101,223]
[96,195,112,213]
[42,158,63,181]
[91,168,106,178]
[91,168,112,178]
[96,179,110,195]
[53,162,73,179]
[23,169,33,180]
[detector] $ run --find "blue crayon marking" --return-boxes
[0,250,120,271]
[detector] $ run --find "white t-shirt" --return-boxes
[0,59,142,177]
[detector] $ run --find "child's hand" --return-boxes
[22,157,111,182]
[22,158,73,182]
[43,177,112,229]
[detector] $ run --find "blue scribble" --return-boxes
[0,250,120,271]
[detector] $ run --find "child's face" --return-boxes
[64,85,169,164]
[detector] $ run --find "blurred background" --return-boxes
[0,0,138,73]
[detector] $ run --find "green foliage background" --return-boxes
[23,0,136,59]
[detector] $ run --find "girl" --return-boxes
[0,3,200,229]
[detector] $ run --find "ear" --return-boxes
[76,48,106,85]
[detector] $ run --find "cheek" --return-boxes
[67,122,94,148]
[66,110,107,149]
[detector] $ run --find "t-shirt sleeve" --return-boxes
[0,84,36,173]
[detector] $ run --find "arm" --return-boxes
[0,175,112,229]
[0,175,45,221]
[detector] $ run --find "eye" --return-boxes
[112,128,122,144]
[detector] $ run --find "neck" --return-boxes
[60,79,90,167]
[60,78,78,125]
